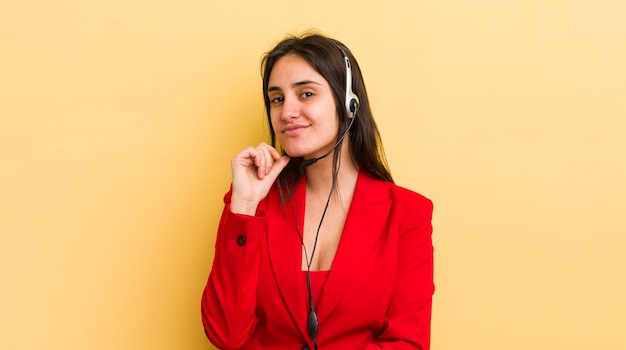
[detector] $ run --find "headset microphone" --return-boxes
[301,116,355,167]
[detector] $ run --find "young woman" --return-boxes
[201,33,434,350]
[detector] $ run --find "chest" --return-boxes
[301,197,351,271]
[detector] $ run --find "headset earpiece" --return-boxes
[339,48,360,118]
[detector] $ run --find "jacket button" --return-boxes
[236,235,246,246]
[301,345,310,350]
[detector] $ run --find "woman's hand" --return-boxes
[230,143,290,215]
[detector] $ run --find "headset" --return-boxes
[301,47,360,168]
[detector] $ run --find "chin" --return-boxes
[280,144,306,158]
[283,143,334,160]
[283,149,308,158]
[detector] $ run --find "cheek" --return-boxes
[268,109,279,128]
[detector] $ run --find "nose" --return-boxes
[280,95,300,121]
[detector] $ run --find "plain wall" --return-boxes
[1,0,624,349]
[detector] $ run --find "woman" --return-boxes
[201,32,434,350]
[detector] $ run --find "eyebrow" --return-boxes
[267,80,322,92]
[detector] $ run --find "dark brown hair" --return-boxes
[261,32,393,196]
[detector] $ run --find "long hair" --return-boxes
[260,32,393,198]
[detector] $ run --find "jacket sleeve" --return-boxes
[200,190,267,349]
[366,197,434,350]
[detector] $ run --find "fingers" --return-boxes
[267,146,281,161]
[256,144,273,179]
[265,155,290,182]
[233,143,286,180]
[230,144,290,208]
[254,143,290,180]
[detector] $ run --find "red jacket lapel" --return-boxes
[266,179,309,339]
[316,172,392,325]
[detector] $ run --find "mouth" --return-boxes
[281,124,309,134]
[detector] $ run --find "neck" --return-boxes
[303,141,359,196]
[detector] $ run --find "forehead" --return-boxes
[268,54,327,87]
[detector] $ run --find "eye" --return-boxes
[270,96,284,104]
[300,91,314,98]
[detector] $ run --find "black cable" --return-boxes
[289,106,353,349]
[291,150,340,350]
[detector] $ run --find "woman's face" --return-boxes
[267,54,338,160]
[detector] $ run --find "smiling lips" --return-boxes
[281,124,309,136]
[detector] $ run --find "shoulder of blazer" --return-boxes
[390,184,432,207]
[358,172,432,208]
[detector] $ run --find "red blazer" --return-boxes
[201,171,434,349]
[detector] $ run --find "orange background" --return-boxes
[1,1,625,349]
